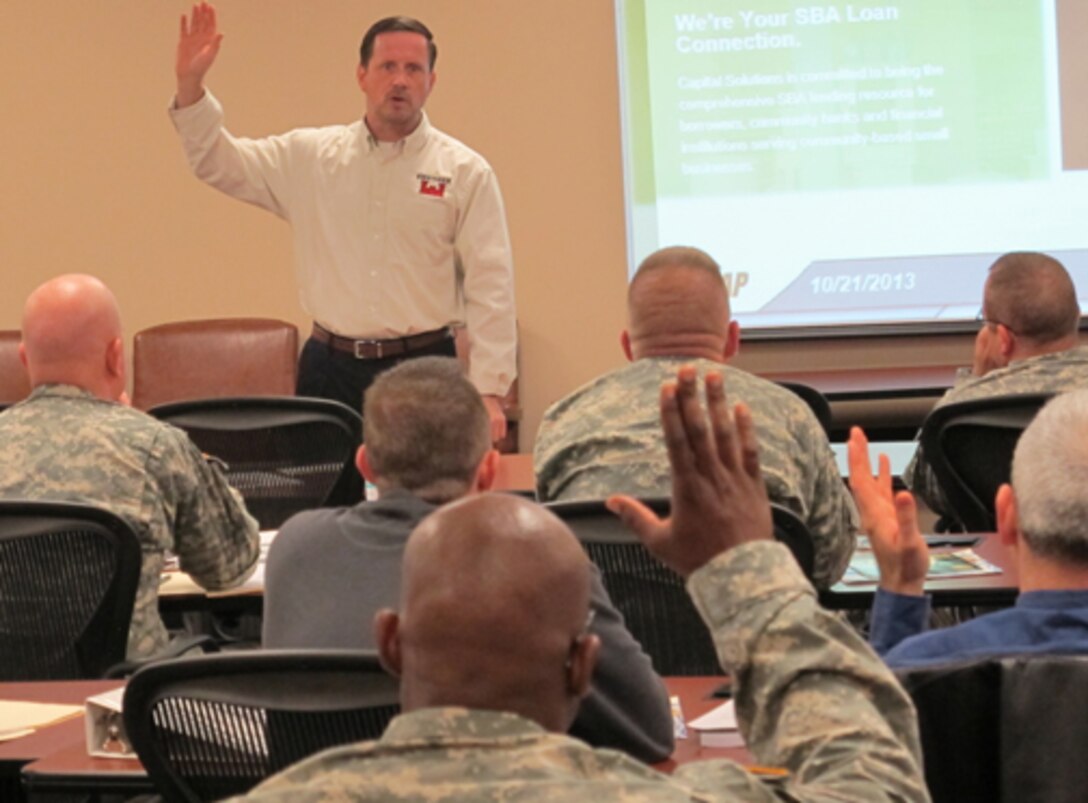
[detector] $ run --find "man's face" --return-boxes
[356,31,436,140]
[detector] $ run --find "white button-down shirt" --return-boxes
[170,90,516,396]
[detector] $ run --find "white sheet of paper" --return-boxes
[688,699,738,732]
[0,700,83,740]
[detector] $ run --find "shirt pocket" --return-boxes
[394,178,458,268]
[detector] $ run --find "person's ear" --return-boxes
[106,337,125,381]
[620,330,634,362]
[565,633,599,698]
[996,483,1020,547]
[356,63,368,93]
[997,324,1016,360]
[723,320,741,360]
[374,609,402,678]
[18,342,27,370]
[356,445,377,483]
[474,448,501,492]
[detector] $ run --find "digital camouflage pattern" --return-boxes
[0,384,259,658]
[904,345,1088,517]
[230,542,928,802]
[534,357,857,587]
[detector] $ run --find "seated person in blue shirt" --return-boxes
[849,389,1088,668]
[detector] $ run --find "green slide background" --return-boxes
[620,0,1049,200]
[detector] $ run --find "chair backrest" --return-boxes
[0,501,141,680]
[546,498,815,676]
[0,329,31,406]
[919,393,1053,531]
[123,650,400,803]
[132,319,299,411]
[148,397,363,529]
[896,654,1088,803]
[775,380,833,434]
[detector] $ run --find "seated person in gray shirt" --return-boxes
[263,357,673,761]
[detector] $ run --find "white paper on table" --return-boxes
[689,699,738,731]
[0,699,83,741]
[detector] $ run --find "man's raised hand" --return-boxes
[176,3,223,107]
[847,426,929,595]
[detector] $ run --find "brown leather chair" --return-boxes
[0,330,31,407]
[131,319,299,411]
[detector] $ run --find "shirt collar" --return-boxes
[27,383,103,403]
[1016,589,1088,609]
[380,707,546,746]
[363,112,432,155]
[1010,345,1088,367]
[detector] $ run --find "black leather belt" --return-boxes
[312,323,454,360]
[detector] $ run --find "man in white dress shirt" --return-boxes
[170,3,516,441]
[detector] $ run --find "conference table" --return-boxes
[0,679,147,801]
[492,452,535,495]
[5,676,747,800]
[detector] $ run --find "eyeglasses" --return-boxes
[975,311,1018,335]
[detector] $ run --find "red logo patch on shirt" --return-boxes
[417,174,451,198]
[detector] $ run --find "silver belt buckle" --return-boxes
[354,339,383,359]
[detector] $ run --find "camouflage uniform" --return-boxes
[904,345,1088,516]
[230,542,928,802]
[0,385,259,658]
[534,358,857,587]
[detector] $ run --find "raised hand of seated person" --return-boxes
[848,426,929,596]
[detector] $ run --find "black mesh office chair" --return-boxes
[0,501,140,680]
[547,498,814,676]
[896,654,1088,803]
[123,650,400,803]
[148,397,364,529]
[775,380,833,434]
[919,393,1053,532]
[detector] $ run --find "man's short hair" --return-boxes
[629,246,727,304]
[360,17,437,69]
[985,252,1080,345]
[363,357,489,502]
[1012,389,1088,564]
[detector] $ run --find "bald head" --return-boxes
[626,246,735,362]
[984,253,1080,351]
[21,274,126,400]
[376,493,598,731]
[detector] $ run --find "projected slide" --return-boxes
[617,0,1088,334]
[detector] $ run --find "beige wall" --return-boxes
[0,1,975,450]
[1059,0,1088,170]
